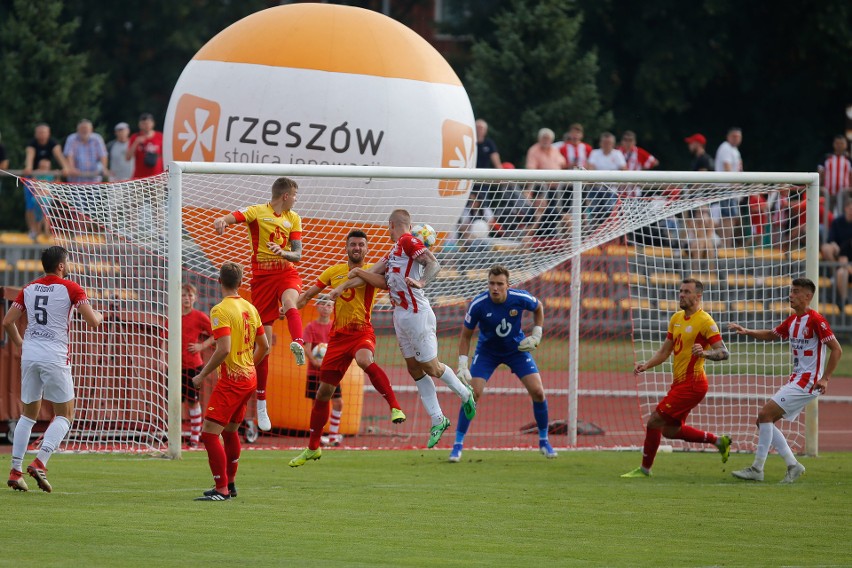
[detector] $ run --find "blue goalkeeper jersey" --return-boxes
[463,289,539,353]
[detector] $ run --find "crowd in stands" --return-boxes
[0,114,165,240]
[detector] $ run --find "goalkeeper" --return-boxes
[451,264,556,462]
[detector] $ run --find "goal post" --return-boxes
[24,163,820,458]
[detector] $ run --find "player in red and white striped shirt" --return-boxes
[618,131,659,171]
[820,135,851,212]
[728,278,842,483]
[3,246,103,492]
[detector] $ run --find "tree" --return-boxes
[465,0,612,165]
[0,0,105,167]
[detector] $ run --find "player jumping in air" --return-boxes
[213,177,305,433]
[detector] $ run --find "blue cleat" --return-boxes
[539,440,558,459]
[448,443,463,463]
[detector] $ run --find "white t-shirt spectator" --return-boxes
[587,148,627,171]
[715,141,742,172]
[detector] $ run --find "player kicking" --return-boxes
[214,176,306,433]
[289,229,406,466]
[729,278,842,483]
[622,278,732,478]
[450,265,556,461]
[193,262,269,501]
[4,246,103,492]
[338,209,475,449]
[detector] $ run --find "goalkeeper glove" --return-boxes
[457,355,472,386]
[518,326,543,352]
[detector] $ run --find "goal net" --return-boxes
[24,165,819,457]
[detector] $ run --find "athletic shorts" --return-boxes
[470,349,539,381]
[306,371,342,399]
[771,382,819,421]
[21,360,73,404]
[181,366,203,403]
[205,374,257,427]
[251,268,302,325]
[393,307,438,362]
[656,379,708,425]
[322,328,376,375]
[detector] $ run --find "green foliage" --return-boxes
[465,0,613,165]
[0,0,105,167]
[2,451,851,566]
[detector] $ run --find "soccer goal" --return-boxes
[25,164,819,458]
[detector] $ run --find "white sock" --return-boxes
[752,422,773,470]
[329,409,342,435]
[414,375,444,426]
[11,416,37,472]
[772,425,798,467]
[436,365,470,401]
[37,416,71,466]
[257,399,267,413]
[189,406,203,442]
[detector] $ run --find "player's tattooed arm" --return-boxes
[268,239,302,263]
[409,249,440,289]
[693,340,729,361]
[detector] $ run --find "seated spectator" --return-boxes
[820,195,852,308]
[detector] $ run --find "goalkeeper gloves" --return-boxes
[457,355,472,386]
[518,326,543,352]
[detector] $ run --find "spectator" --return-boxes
[475,119,503,169]
[458,191,500,246]
[586,132,626,229]
[685,133,714,171]
[618,130,659,171]
[524,129,566,240]
[0,130,8,170]
[819,134,851,215]
[525,128,566,170]
[107,122,134,181]
[554,123,592,169]
[820,196,852,308]
[23,123,69,177]
[127,112,164,179]
[587,132,627,171]
[64,119,109,183]
[31,159,55,238]
[714,127,745,248]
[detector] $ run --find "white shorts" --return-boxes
[771,382,819,421]
[21,360,74,404]
[393,307,438,363]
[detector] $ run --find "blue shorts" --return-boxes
[24,186,44,222]
[470,349,539,381]
[719,198,742,218]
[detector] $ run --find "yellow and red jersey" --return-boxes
[232,203,302,275]
[666,308,722,384]
[210,295,264,381]
[315,262,377,332]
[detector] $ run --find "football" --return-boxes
[411,223,437,248]
[312,343,327,362]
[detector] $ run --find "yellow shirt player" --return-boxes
[191,262,269,501]
[213,176,305,434]
[288,229,405,468]
[622,278,732,478]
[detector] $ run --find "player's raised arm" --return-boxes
[2,305,24,348]
[406,248,440,289]
[213,213,237,235]
[77,303,104,328]
[727,322,777,341]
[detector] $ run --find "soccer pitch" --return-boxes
[3,451,851,567]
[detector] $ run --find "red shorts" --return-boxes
[251,268,302,325]
[656,379,708,425]
[320,327,376,384]
[205,373,257,426]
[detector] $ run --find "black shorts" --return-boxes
[305,371,342,400]
[182,366,203,403]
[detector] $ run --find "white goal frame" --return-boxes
[166,163,820,459]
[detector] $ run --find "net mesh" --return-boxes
[24,170,812,453]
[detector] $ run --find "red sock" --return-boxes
[364,363,401,410]
[221,430,241,485]
[284,307,303,344]
[675,425,717,445]
[256,356,268,400]
[201,431,228,493]
[641,428,663,470]
[309,399,330,451]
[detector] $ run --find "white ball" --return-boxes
[411,223,437,248]
[469,219,490,239]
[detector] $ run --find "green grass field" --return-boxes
[3,450,851,567]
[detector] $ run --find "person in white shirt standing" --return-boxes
[4,246,103,492]
[336,209,476,448]
[714,127,744,247]
[728,278,842,483]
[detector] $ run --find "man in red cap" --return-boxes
[685,134,713,171]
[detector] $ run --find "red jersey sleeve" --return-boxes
[13,289,24,311]
[232,210,246,223]
[773,315,795,339]
[666,315,675,341]
[637,147,659,169]
[66,281,88,306]
[811,312,836,343]
[400,233,427,258]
